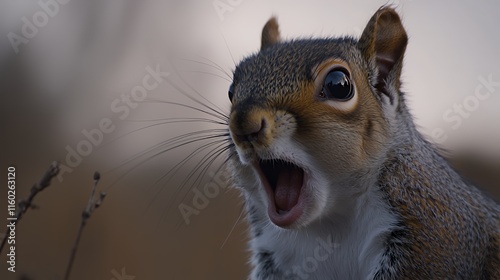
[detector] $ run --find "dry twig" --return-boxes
[0,161,60,253]
[64,171,106,280]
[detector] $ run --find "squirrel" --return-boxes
[224,6,500,280]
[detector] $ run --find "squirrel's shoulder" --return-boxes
[376,137,500,278]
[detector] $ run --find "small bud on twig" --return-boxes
[64,170,106,280]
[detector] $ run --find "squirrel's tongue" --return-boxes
[274,165,303,211]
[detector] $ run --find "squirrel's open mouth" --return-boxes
[254,159,306,228]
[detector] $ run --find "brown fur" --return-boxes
[227,7,500,279]
[261,17,281,51]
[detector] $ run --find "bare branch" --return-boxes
[64,171,105,280]
[0,161,60,253]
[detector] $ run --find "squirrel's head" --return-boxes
[227,7,408,229]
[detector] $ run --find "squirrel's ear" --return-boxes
[261,17,281,51]
[358,7,408,98]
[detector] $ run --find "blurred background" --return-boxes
[0,0,499,279]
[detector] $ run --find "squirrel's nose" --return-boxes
[239,119,266,142]
[229,109,269,144]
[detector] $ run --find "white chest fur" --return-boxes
[247,188,396,280]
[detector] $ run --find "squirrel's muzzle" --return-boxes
[229,107,274,148]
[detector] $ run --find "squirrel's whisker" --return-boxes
[161,143,233,230]
[142,99,228,121]
[187,70,232,82]
[125,117,226,126]
[193,54,233,79]
[220,32,237,69]
[168,64,229,120]
[180,57,232,80]
[144,140,231,216]
[175,143,232,204]
[103,131,229,192]
[106,128,229,171]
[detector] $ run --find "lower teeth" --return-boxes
[278,209,289,214]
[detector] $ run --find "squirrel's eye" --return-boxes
[228,83,234,102]
[320,70,353,101]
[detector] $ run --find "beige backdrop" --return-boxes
[1,0,499,279]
